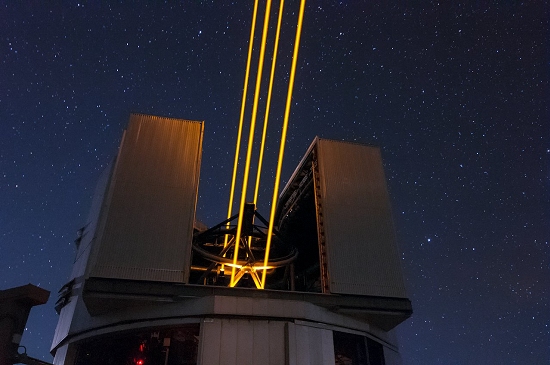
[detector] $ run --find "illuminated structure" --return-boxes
[51,114,411,365]
[52,1,411,364]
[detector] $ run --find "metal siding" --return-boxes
[199,319,222,365]
[320,327,335,364]
[199,319,286,365]
[220,319,239,365]
[52,344,68,365]
[236,320,254,365]
[286,322,298,365]
[50,297,77,350]
[316,139,407,298]
[294,325,310,365]
[253,321,270,365]
[268,321,286,365]
[70,160,114,280]
[89,114,203,282]
[293,324,334,365]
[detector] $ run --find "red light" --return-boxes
[136,359,144,365]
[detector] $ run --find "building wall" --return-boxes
[315,138,407,298]
[51,123,410,365]
[198,318,286,365]
[87,114,203,283]
[55,314,401,365]
[70,160,114,281]
[51,114,204,359]
[52,293,402,365]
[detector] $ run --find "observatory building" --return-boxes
[51,114,412,365]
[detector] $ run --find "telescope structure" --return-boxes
[51,113,412,365]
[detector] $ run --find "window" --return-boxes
[333,331,385,365]
[75,325,199,365]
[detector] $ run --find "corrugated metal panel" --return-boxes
[52,162,115,355]
[70,160,114,280]
[198,319,285,365]
[287,322,334,365]
[88,114,203,283]
[198,319,222,365]
[52,344,69,365]
[50,296,78,351]
[316,138,407,298]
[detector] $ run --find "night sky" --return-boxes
[2,1,549,364]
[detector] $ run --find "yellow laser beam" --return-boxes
[222,0,259,274]
[253,0,286,205]
[224,0,260,250]
[261,0,307,289]
[230,0,274,287]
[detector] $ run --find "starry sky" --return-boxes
[1,1,549,364]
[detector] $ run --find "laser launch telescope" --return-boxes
[51,114,412,365]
